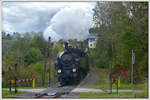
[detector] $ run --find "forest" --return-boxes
[2,2,148,88]
[89,2,148,82]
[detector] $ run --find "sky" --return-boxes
[2,2,95,41]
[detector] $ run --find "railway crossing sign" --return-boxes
[132,50,135,64]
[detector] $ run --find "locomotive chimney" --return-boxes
[48,37,51,41]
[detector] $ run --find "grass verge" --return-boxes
[2,89,27,98]
[89,67,147,90]
[88,83,146,90]
[84,67,148,98]
[80,92,136,98]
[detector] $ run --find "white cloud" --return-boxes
[2,2,63,33]
[2,2,95,41]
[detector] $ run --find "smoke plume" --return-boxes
[43,5,94,42]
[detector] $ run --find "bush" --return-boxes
[24,48,44,65]
[114,66,130,79]
[2,79,9,88]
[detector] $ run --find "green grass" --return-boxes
[89,67,147,90]
[3,86,47,90]
[2,89,27,98]
[90,67,109,84]
[80,92,136,98]
[84,67,148,98]
[134,82,148,98]
[88,83,145,90]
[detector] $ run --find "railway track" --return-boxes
[34,85,77,98]
[34,72,95,98]
[11,72,99,98]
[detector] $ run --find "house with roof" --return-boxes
[85,34,99,49]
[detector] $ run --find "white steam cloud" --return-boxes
[44,5,94,42]
[2,2,95,39]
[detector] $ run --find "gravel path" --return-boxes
[4,88,46,93]
[5,87,142,94]
[65,71,100,98]
[72,88,143,93]
[78,71,99,87]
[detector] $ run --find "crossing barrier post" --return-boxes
[33,79,35,88]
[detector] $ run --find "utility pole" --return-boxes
[109,41,113,94]
[109,63,112,94]
[9,67,12,93]
[42,43,49,87]
[48,37,51,87]
[42,54,47,86]
[42,37,52,87]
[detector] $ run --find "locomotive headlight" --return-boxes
[72,68,77,72]
[57,69,61,73]
[75,58,79,61]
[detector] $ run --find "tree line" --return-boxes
[2,31,64,87]
[89,2,148,82]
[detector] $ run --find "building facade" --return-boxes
[86,34,98,49]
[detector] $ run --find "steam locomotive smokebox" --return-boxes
[55,44,89,86]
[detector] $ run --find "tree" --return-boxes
[24,48,44,65]
[30,32,47,56]
[51,40,64,59]
[91,1,148,82]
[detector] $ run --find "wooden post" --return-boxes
[53,71,54,84]
[117,79,118,94]
[9,80,12,93]
[48,37,51,87]
[109,63,112,94]
[14,63,17,94]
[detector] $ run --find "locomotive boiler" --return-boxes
[54,42,89,86]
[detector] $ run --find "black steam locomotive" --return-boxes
[54,42,89,86]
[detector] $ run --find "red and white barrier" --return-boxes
[17,78,34,83]
[10,78,36,89]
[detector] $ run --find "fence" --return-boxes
[9,78,35,93]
